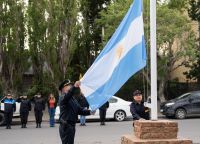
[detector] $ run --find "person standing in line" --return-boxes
[32,93,45,128]
[77,93,89,126]
[2,93,16,129]
[130,90,150,122]
[47,93,57,127]
[16,95,31,128]
[99,101,109,125]
[59,80,95,144]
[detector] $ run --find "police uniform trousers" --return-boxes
[34,110,43,124]
[59,123,75,144]
[99,109,107,123]
[20,111,29,124]
[4,112,13,127]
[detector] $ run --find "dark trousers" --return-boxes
[34,110,43,124]
[59,123,75,144]
[4,112,13,127]
[99,109,107,123]
[20,111,29,124]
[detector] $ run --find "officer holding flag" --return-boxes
[59,80,95,144]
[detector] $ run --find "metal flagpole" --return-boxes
[150,0,157,120]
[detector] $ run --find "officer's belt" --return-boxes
[60,119,75,126]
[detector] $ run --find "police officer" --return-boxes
[2,93,16,129]
[32,93,45,128]
[130,90,150,121]
[99,101,109,125]
[17,95,31,128]
[59,80,95,144]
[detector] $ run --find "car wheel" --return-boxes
[0,112,5,125]
[175,108,186,119]
[114,110,126,121]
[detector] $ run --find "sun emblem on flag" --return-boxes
[116,45,124,59]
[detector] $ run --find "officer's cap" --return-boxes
[7,93,12,96]
[59,79,72,91]
[133,90,142,96]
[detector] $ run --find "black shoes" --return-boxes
[21,124,27,128]
[100,122,105,126]
[36,123,41,128]
[6,126,11,129]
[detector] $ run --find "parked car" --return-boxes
[160,91,200,119]
[0,97,21,125]
[55,96,132,122]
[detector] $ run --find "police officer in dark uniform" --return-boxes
[99,101,109,125]
[130,90,150,121]
[2,93,16,129]
[59,80,95,144]
[32,93,45,128]
[17,95,31,128]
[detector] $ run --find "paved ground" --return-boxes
[0,117,200,144]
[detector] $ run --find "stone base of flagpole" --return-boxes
[121,120,192,144]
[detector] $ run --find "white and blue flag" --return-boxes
[80,0,146,110]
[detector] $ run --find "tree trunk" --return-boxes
[158,78,166,103]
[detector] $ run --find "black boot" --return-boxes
[24,124,27,128]
[39,123,41,128]
[36,123,38,128]
[21,124,24,128]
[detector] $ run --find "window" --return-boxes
[109,98,118,103]
[190,93,200,100]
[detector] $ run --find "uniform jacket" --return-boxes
[2,98,16,113]
[77,94,89,109]
[130,101,150,120]
[99,101,109,110]
[59,86,91,125]
[32,97,45,111]
[16,98,31,113]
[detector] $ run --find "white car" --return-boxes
[55,96,132,122]
[0,98,21,125]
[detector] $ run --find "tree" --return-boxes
[0,0,29,95]
[184,0,200,83]
[95,0,196,102]
[75,0,111,75]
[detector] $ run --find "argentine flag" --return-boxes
[80,0,146,110]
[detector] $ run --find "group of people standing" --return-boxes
[2,92,57,129]
[2,78,149,144]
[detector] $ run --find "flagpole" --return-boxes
[150,0,157,120]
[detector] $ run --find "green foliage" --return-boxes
[167,0,188,12]
[185,0,200,83]
[188,0,200,22]
[0,0,29,95]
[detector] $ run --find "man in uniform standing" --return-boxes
[17,95,31,128]
[130,90,150,121]
[59,80,95,144]
[32,93,45,128]
[2,93,16,129]
[99,101,109,125]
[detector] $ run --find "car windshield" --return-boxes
[176,93,191,100]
